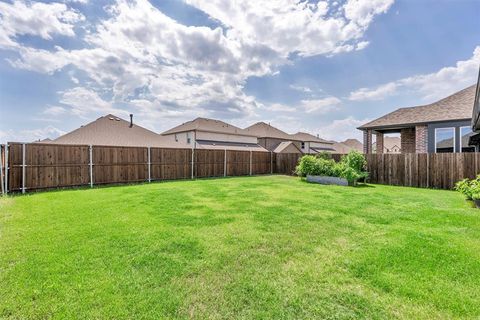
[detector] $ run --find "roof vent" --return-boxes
[109,117,114,120]
[129,114,133,127]
[115,118,120,121]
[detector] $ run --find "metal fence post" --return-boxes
[224,149,227,177]
[147,147,151,183]
[22,143,26,194]
[427,153,430,188]
[5,144,8,194]
[270,151,273,174]
[249,151,252,176]
[0,145,4,195]
[89,145,93,188]
[191,148,195,179]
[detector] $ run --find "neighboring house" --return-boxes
[343,138,363,151]
[358,85,477,153]
[290,132,335,154]
[162,117,268,152]
[373,136,401,153]
[51,114,170,147]
[273,141,302,153]
[332,138,363,154]
[244,122,302,153]
[469,67,480,148]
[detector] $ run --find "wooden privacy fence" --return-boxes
[273,152,480,190]
[2,143,480,193]
[365,153,480,190]
[1,143,282,193]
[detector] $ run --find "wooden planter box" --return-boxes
[306,175,349,186]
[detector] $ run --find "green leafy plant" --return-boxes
[295,151,368,186]
[455,178,473,200]
[455,175,480,201]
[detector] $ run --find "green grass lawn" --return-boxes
[1,176,479,319]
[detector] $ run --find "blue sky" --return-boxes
[0,0,479,143]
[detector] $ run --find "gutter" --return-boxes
[357,118,472,131]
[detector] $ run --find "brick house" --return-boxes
[358,85,477,154]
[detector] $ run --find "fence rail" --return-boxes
[2,142,480,193]
[2,143,283,193]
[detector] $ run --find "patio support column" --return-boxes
[363,130,373,154]
[375,132,384,154]
[415,125,428,153]
[401,128,416,154]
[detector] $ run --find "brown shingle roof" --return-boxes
[290,132,333,144]
[342,138,363,151]
[358,85,476,130]
[52,114,170,147]
[244,122,293,140]
[273,141,302,153]
[162,117,255,137]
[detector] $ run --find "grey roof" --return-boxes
[358,85,476,130]
[290,132,333,144]
[52,114,170,147]
[244,122,293,140]
[162,117,255,137]
[195,139,268,152]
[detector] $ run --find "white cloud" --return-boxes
[344,0,394,28]
[0,126,66,143]
[262,103,296,112]
[349,46,480,101]
[2,0,393,129]
[317,116,371,141]
[43,106,67,116]
[301,96,342,113]
[349,82,397,101]
[290,84,313,93]
[0,1,84,48]
[59,87,128,117]
[185,0,394,57]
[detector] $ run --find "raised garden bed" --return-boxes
[307,175,349,186]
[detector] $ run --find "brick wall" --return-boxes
[401,128,415,153]
[375,132,384,154]
[363,130,372,154]
[415,125,428,153]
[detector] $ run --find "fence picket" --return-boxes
[5,142,480,192]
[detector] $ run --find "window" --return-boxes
[460,126,475,152]
[301,142,305,149]
[186,132,191,144]
[435,128,455,153]
[174,134,178,142]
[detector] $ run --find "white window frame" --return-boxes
[460,126,474,153]
[186,132,191,144]
[434,127,456,153]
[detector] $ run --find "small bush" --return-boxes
[295,155,336,177]
[455,175,480,200]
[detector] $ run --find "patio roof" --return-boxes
[358,85,475,130]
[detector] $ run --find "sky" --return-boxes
[0,0,479,144]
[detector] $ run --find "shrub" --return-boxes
[455,175,480,200]
[340,151,367,174]
[295,151,368,186]
[295,155,336,177]
[455,178,473,200]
